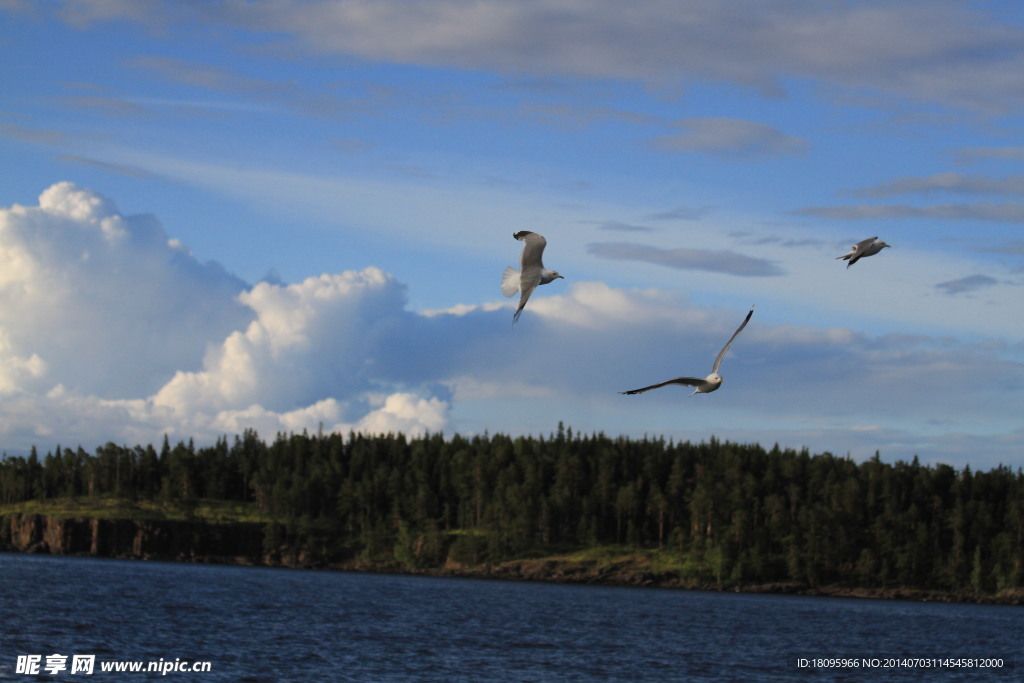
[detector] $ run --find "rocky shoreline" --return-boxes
[417,558,1024,605]
[4,513,1022,606]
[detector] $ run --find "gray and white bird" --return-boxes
[836,236,891,268]
[621,305,754,397]
[501,231,564,324]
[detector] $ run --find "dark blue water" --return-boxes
[1,553,1019,681]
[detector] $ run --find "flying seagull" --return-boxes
[836,236,890,268]
[621,305,754,396]
[501,230,564,324]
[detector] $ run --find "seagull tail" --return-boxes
[501,266,520,297]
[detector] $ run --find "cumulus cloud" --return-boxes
[587,242,784,277]
[0,184,450,449]
[0,182,251,397]
[120,266,454,442]
[153,268,408,415]
[1,184,1021,467]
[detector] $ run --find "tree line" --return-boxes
[1,425,1021,595]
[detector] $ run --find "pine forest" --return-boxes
[1,426,1022,598]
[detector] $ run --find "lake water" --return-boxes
[1,553,1019,681]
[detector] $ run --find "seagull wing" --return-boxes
[513,275,540,324]
[511,231,548,324]
[620,377,704,395]
[711,305,754,374]
[846,236,878,268]
[515,231,548,272]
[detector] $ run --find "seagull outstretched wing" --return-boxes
[620,377,704,395]
[711,305,754,374]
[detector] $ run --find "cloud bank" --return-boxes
[52,0,1024,112]
[0,181,250,398]
[0,183,450,447]
[0,184,1021,468]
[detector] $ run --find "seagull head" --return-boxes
[540,270,564,285]
[880,241,891,249]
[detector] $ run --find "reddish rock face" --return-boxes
[0,514,264,563]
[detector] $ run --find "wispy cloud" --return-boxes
[0,120,68,146]
[592,221,655,233]
[587,241,784,277]
[126,55,371,118]
[59,155,156,178]
[61,95,149,117]
[972,239,1024,256]
[651,117,808,158]
[731,232,827,249]
[935,274,1000,296]
[793,203,1024,223]
[954,146,1024,163]
[847,172,1024,198]
[52,0,1024,112]
[646,205,715,221]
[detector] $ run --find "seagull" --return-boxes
[621,305,754,396]
[501,231,564,324]
[836,236,891,268]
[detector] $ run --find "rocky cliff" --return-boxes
[0,514,265,564]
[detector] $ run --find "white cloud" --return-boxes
[0,184,1020,468]
[130,267,453,441]
[353,393,448,435]
[0,184,450,449]
[153,268,406,416]
[0,182,251,397]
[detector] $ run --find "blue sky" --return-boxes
[1,0,1022,468]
